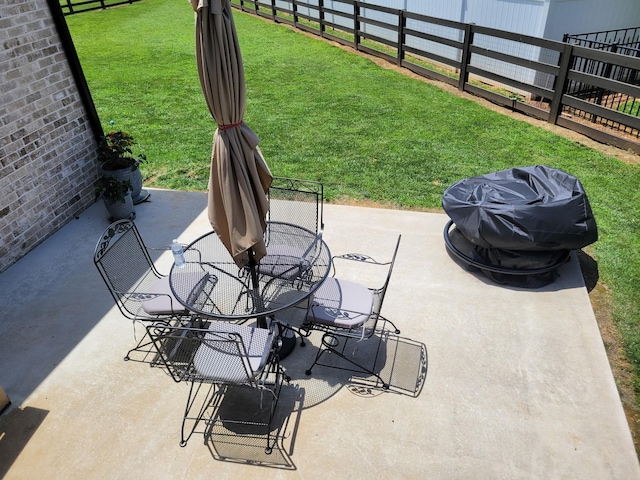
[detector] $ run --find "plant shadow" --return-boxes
[0,406,49,478]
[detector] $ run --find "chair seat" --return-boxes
[259,244,311,280]
[141,271,207,315]
[193,323,274,382]
[306,277,373,328]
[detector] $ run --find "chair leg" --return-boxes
[276,322,312,348]
[381,316,401,335]
[124,320,172,362]
[124,337,154,362]
[198,359,288,455]
[305,333,390,389]
[263,356,289,454]
[265,385,278,455]
[181,381,216,447]
[125,317,197,363]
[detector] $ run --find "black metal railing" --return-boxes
[563,28,640,135]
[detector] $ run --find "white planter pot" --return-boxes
[100,163,149,204]
[103,191,135,220]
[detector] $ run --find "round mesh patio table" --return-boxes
[169,221,331,321]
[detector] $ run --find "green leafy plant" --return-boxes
[95,175,133,203]
[98,130,147,171]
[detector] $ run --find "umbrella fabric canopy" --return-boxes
[191,0,272,268]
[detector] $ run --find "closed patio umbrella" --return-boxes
[191,0,272,268]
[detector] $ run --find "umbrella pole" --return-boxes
[247,247,268,328]
[247,247,296,358]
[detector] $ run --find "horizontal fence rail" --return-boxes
[232,0,640,153]
[59,0,141,15]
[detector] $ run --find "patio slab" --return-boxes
[0,188,638,479]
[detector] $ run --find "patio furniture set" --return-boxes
[93,177,402,454]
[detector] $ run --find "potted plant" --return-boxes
[98,130,150,204]
[95,175,135,220]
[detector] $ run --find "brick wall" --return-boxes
[0,0,98,273]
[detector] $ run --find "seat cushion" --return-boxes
[259,244,311,280]
[193,322,274,382]
[141,271,207,315]
[306,278,374,328]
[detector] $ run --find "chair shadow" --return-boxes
[201,319,428,468]
[204,383,303,470]
[346,328,429,399]
[0,406,49,478]
[281,321,429,407]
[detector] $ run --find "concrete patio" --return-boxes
[0,188,638,479]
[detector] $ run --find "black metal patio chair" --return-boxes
[93,219,207,361]
[259,177,325,279]
[266,176,324,235]
[147,322,288,453]
[301,235,402,389]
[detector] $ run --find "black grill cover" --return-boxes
[442,165,598,251]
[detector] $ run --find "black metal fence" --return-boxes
[59,0,140,15]
[565,27,640,53]
[563,28,640,137]
[233,0,640,152]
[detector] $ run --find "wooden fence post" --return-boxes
[293,0,298,27]
[354,1,360,50]
[319,0,325,37]
[549,43,573,126]
[397,9,405,67]
[458,23,474,92]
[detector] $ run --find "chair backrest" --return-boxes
[267,177,324,236]
[147,324,276,388]
[340,235,401,335]
[93,219,161,319]
[370,235,402,319]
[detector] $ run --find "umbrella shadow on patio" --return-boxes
[204,383,303,469]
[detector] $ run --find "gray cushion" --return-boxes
[306,277,373,328]
[259,244,311,280]
[141,271,207,315]
[193,322,274,382]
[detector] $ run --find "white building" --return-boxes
[361,0,640,41]
[313,0,640,91]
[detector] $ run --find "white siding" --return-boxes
[279,0,640,41]
[545,0,640,41]
[361,1,467,22]
[356,0,640,40]
[464,0,549,37]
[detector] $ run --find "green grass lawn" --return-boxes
[67,1,640,395]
